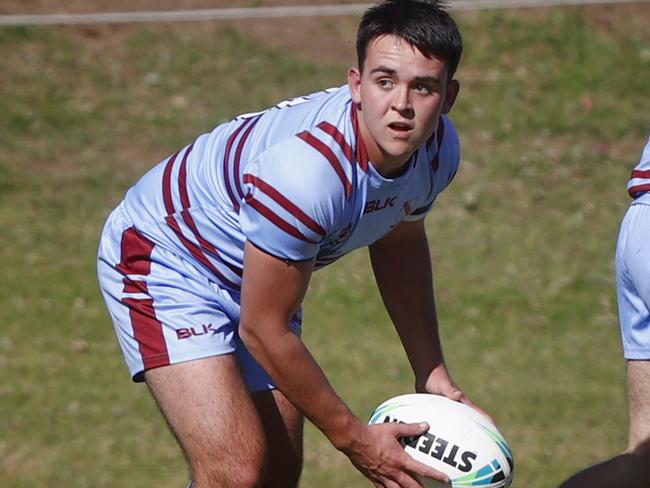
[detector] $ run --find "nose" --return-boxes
[392,85,413,116]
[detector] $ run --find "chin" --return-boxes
[387,144,416,161]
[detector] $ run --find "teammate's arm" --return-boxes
[239,241,449,487]
[369,219,475,408]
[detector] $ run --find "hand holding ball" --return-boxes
[369,394,514,487]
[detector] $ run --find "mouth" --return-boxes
[388,122,413,137]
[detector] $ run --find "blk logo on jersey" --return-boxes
[364,196,397,214]
[176,323,220,340]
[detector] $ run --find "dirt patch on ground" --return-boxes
[0,0,361,14]
[4,2,650,67]
[5,1,650,68]
[2,1,361,65]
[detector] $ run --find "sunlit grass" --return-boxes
[1,4,649,487]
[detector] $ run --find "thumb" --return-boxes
[444,388,464,402]
[433,378,463,401]
[394,421,430,438]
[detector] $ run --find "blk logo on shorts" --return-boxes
[176,323,219,340]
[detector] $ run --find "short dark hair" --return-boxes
[356,0,463,79]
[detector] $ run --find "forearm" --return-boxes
[370,220,444,384]
[240,242,364,450]
[239,323,363,450]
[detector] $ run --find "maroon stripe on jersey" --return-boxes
[437,117,445,145]
[297,131,352,198]
[632,169,650,179]
[315,254,343,268]
[223,118,255,211]
[179,210,243,278]
[350,104,369,172]
[244,195,318,244]
[175,144,243,278]
[426,115,442,147]
[162,149,240,288]
[177,143,195,209]
[243,173,326,237]
[317,121,354,164]
[431,117,445,172]
[628,184,650,198]
[162,150,182,216]
[116,227,169,371]
[233,115,262,203]
[165,215,240,289]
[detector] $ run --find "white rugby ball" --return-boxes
[368,394,514,488]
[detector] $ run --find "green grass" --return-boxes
[1,5,649,487]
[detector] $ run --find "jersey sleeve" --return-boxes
[239,137,344,261]
[627,133,650,198]
[404,115,461,221]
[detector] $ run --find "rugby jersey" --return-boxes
[627,133,650,198]
[119,85,460,292]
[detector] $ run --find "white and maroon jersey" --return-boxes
[627,133,650,198]
[119,85,460,292]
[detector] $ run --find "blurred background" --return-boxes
[1,0,649,486]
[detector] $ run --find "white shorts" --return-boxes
[616,192,650,360]
[97,203,302,391]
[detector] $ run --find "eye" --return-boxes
[378,79,395,89]
[414,83,432,94]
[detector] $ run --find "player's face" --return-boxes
[348,34,459,177]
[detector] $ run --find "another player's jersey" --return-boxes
[627,133,650,198]
[119,85,460,292]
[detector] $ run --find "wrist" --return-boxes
[415,360,447,391]
[414,358,444,376]
[327,414,366,451]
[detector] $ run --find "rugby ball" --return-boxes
[368,394,514,488]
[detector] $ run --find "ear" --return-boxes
[441,79,460,114]
[347,67,362,105]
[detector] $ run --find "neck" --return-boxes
[375,158,412,179]
[354,106,411,179]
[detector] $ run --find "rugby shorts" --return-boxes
[616,192,650,359]
[96,203,302,391]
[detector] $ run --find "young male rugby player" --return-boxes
[98,1,480,486]
[560,133,650,488]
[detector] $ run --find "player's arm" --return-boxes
[369,219,472,406]
[239,241,449,487]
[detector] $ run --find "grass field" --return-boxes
[1,3,650,487]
